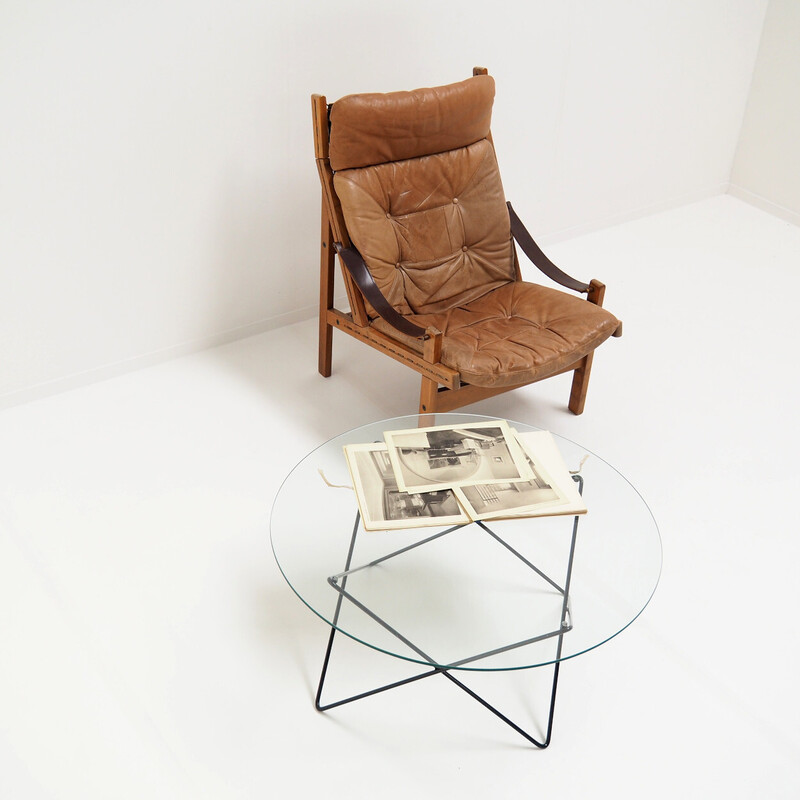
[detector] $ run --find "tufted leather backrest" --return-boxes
[330,76,515,316]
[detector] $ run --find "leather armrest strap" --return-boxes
[334,244,428,339]
[507,202,590,294]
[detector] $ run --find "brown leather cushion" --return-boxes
[334,139,514,315]
[371,282,621,389]
[329,75,494,171]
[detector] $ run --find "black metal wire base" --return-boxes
[315,623,563,748]
[314,477,583,749]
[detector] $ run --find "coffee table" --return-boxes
[270,414,661,748]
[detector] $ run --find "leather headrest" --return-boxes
[329,75,494,171]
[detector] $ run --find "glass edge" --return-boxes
[268,412,664,672]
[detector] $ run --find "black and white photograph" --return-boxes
[344,442,469,531]
[383,421,534,494]
[516,431,588,515]
[454,459,563,520]
[454,430,586,520]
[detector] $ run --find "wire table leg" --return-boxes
[316,621,563,749]
[315,476,584,748]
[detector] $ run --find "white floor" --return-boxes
[1,195,798,799]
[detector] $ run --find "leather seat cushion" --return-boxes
[371,281,621,389]
[334,139,515,316]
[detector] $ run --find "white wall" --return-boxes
[730,0,800,224]
[0,1,768,406]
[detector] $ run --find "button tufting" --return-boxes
[453,198,459,204]
[462,245,468,252]
[386,212,391,219]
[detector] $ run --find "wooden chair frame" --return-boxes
[313,68,618,415]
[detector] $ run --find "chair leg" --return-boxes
[319,215,335,377]
[568,352,594,415]
[319,311,333,377]
[568,280,606,414]
[419,377,440,414]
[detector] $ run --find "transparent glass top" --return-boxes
[270,414,661,671]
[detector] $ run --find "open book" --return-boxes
[343,423,587,532]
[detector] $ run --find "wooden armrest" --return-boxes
[507,202,591,294]
[334,244,428,340]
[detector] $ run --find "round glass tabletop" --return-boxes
[271,414,661,672]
